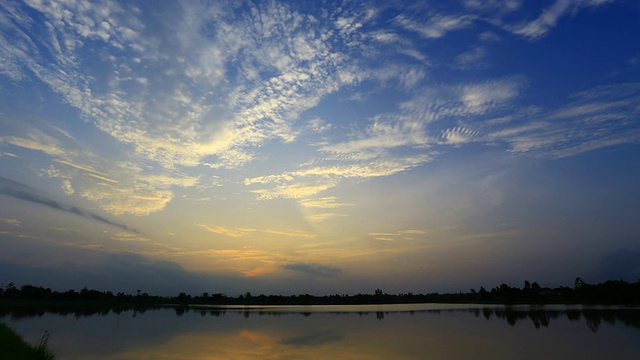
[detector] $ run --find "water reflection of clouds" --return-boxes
[280,330,343,347]
[2,306,639,359]
[110,328,386,360]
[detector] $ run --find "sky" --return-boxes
[1,0,639,296]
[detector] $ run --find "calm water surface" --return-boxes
[2,304,639,359]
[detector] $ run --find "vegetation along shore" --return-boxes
[1,278,639,310]
[0,322,55,360]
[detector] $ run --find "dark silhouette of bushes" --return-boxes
[1,278,639,308]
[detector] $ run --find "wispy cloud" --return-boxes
[485,82,640,157]
[2,0,357,172]
[197,224,316,239]
[198,224,258,238]
[455,46,488,70]
[455,230,519,241]
[0,177,137,233]
[0,0,405,219]
[0,218,21,227]
[299,197,353,209]
[60,180,75,195]
[369,229,427,241]
[245,154,431,200]
[395,14,475,39]
[249,181,337,200]
[1,136,66,157]
[2,0,637,228]
[305,213,348,223]
[510,0,613,40]
[321,114,431,155]
[441,126,481,145]
[459,78,525,114]
[78,181,174,216]
[47,155,198,216]
[110,232,150,242]
[264,229,317,239]
[399,230,429,235]
[54,160,115,181]
[464,0,523,12]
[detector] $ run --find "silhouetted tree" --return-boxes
[3,282,18,298]
[531,282,541,293]
[176,292,191,304]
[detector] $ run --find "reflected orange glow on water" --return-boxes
[102,329,389,360]
[3,306,639,360]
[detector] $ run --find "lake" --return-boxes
[2,304,639,359]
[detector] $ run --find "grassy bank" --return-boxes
[0,322,55,360]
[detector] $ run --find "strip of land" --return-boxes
[1,278,638,308]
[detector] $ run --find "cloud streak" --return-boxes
[0,177,137,233]
[198,224,257,238]
[369,229,427,241]
[282,262,342,278]
[511,0,613,40]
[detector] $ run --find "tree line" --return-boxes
[1,277,639,307]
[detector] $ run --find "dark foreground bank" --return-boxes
[0,322,55,360]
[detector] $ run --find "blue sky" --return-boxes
[1,0,639,296]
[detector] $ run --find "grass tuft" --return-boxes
[0,322,55,360]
